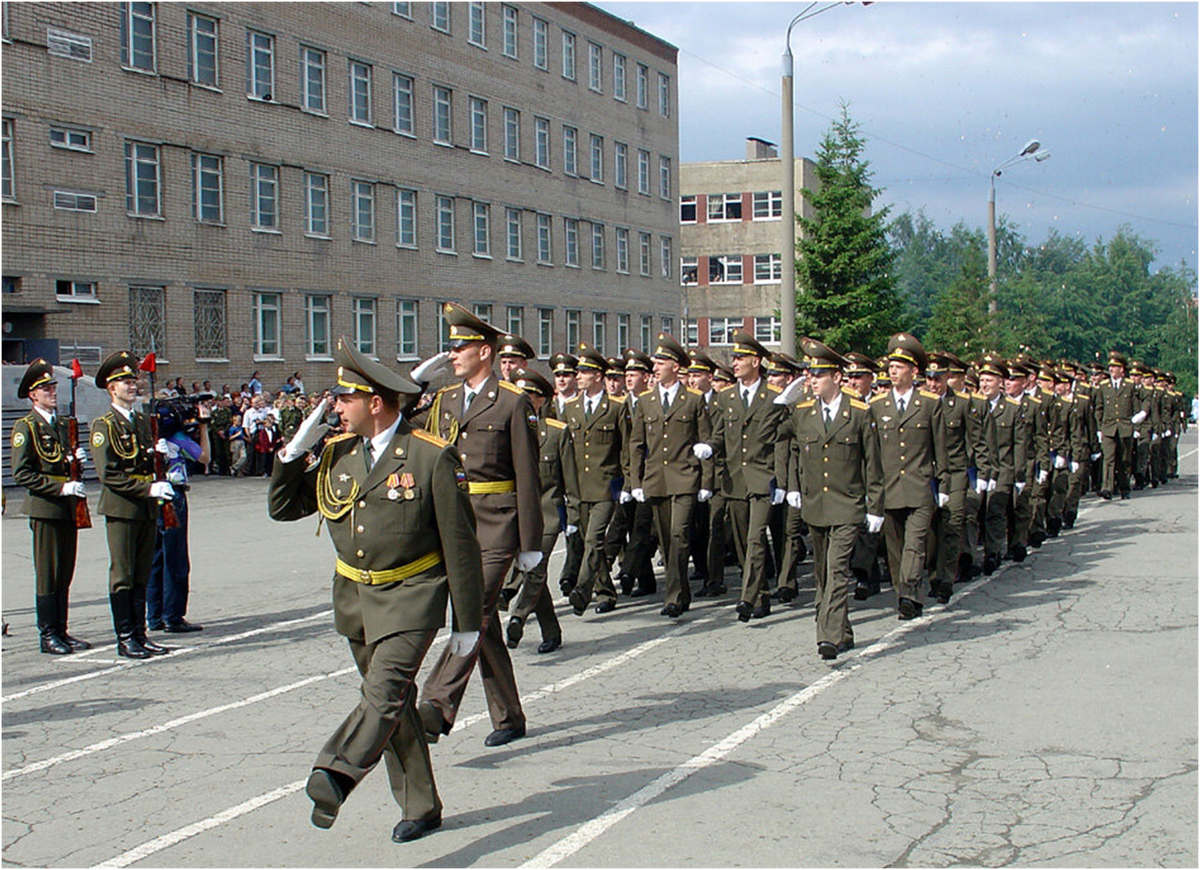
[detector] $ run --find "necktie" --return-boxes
[824,407,832,431]
[897,397,906,415]
[585,397,594,420]
[363,440,374,472]
[49,415,57,428]
[661,390,671,412]
[463,389,475,415]
[742,389,751,409]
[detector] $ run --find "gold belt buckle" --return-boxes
[360,568,372,583]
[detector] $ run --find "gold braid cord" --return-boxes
[426,390,459,443]
[27,418,64,464]
[316,441,358,520]
[108,417,139,460]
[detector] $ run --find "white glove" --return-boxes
[1070,461,1080,473]
[515,550,543,572]
[786,491,802,509]
[150,481,176,500]
[1097,433,1103,444]
[74,447,88,463]
[1165,429,1173,438]
[1090,453,1101,462]
[692,442,713,460]
[1133,430,1140,440]
[771,488,785,506]
[698,489,712,503]
[975,478,989,494]
[410,351,453,384]
[865,514,884,534]
[987,479,997,492]
[774,378,806,405]
[166,467,187,485]
[631,488,646,503]
[280,398,331,463]
[61,481,86,498]
[565,524,578,536]
[1151,433,1160,442]
[446,630,480,657]
[1054,455,1067,469]
[1131,410,1148,425]
[936,492,950,508]
[619,490,632,504]
[1036,469,1049,485]
[155,437,171,455]
[1015,481,1026,495]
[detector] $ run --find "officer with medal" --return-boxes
[269,339,482,843]
[11,360,92,654]
[90,351,175,659]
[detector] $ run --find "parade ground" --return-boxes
[3,438,1197,868]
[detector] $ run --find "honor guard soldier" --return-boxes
[600,355,632,580]
[687,350,729,597]
[1029,363,1067,542]
[90,351,175,659]
[549,352,583,596]
[785,339,883,659]
[843,353,886,599]
[943,356,990,581]
[976,355,1022,574]
[11,360,91,654]
[765,352,809,603]
[416,303,543,748]
[627,333,714,618]
[1085,359,1107,492]
[868,334,950,619]
[498,334,537,382]
[1092,350,1144,500]
[269,340,482,843]
[619,348,658,597]
[1163,372,1184,480]
[713,331,789,621]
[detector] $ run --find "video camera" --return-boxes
[155,392,216,438]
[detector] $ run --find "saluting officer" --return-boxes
[269,340,482,843]
[90,351,175,659]
[1093,350,1145,500]
[11,359,91,654]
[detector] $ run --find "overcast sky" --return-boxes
[598,1,1199,273]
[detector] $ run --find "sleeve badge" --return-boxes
[91,430,105,448]
[455,466,469,491]
[11,431,25,448]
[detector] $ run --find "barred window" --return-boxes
[193,289,227,359]
[129,285,165,358]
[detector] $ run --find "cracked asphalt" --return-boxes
[2,437,1196,867]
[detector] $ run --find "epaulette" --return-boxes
[608,393,626,403]
[499,380,523,395]
[639,389,654,397]
[325,432,357,445]
[919,389,938,400]
[1029,395,1042,404]
[841,386,859,398]
[954,389,970,399]
[687,387,703,396]
[1060,395,1074,403]
[546,418,567,430]
[870,392,889,403]
[412,429,450,448]
[797,400,815,409]
[767,384,782,394]
[563,394,580,403]
[849,398,868,411]
[973,392,987,400]
[1005,396,1021,406]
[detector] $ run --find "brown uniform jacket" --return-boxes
[1092,379,1144,439]
[712,380,788,499]
[537,416,578,537]
[11,412,75,521]
[563,390,628,503]
[787,393,883,526]
[939,390,983,493]
[628,385,714,496]
[981,395,1023,488]
[868,388,950,509]
[89,407,158,521]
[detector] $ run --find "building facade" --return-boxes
[1,1,680,388]
[679,138,817,356]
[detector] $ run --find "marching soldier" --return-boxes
[1129,362,1156,490]
[90,351,175,659]
[1165,373,1185,479]
[269,340,482,843]
[843,353,886,600]
[945,359,990,582]
[601,355,631,581]
[1086,360,1107,492]
[619,349,658,598]
[687,350,728,597]
[1064,363,1097,526]
[1093,350,1145,500]
[1050,367,1088,532]
[1007,358,1047,556]
[498,334,537,382]
[11,360,91,654]
[977,355,1022,574]
[1031,363,1068,540]
[765,352,808,603]
[549,352,583,595]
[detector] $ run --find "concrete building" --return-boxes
[679,137,817,355]
[0,1,680,389]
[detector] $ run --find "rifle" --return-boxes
[141,352,180,529]
[67,359,92,529]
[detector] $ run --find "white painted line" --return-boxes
[53,658,122,665]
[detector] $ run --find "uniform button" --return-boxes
[900,470,906,475]
[823,486,829,492]
[356,549,365,557]
[356,525,364,533]
[461,453,467,461]
[462,432,468,438]
[358,501,366,508]
[824,457,829,462]
[900,442,905,447]
[824,472,829,478]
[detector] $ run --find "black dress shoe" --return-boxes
[1062,512,1076,530]
[897,597,922,620]
[1046,517,1061,537]
[484,724,526,747]
[117,635,153,659]
[306,768,346,829]
[1029,530,1045,549]
[392,815,441,843]
[982,554,999,575]
[853,581,872,601]
[40,630,72,655]
[818,641,838,660]
[735,600,753,622]
[629,584,655,598]
[1100,489,1113,500]
[837,640,855,654]
[777,587,798,603]
[594,600,616,614]
[617,573,634,596]
[559,578,576,596]
[506,616,524,649]
[537,636,562,654]
[138,636,172,655]
[696,583,726,597]
[1011,544,1027,562]
[165,618,203,633]
[59,632,91,650]
[660,603,682,618]
[568,588,588,616]
[751,600,771,619]
[936,583,952,605]
[1120,491,1131,499]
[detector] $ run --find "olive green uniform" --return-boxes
[980,395,1023,560]
[1093,378,1143,496]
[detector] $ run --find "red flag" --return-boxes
[139,352,156,373]
[70,359,84,379]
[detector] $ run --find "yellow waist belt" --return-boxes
[468,479,515,494]
[130,473,154,482]
[335,551,443,585]
[46,474,69,482]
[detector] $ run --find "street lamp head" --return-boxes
[1019,139,1041,157]
[1034,150,1052,163]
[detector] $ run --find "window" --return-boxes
[47,28,93,62]
[615,228,629,274]
[305,294,331,358]
[659,156,671,199]
[709,254,743,284]
[754,254,782,284]
[506,305,523,337]
[565,309,580,348]
[56,280,97,300]
[470,97,488,152]
[397,188,416,247]
[49,126,91,151]
[194,289,227,359]
[532,17,547,70]
[432,85,452,144]
[471,303,493,323]
[352,180,374,242]
[562,125,577,176]
[640,315,652,352]
[246,30,274,99]
[1,119,11,201]
[637,149,649,194]
[430,1,449,33]
[59,344,103,366]
[187,12,217,86]
[536,213,552,264]
[753,190,782,220]
[591,222,605,270]
[396,298,418,359]
[503,108,520,161]
[686,318,698,345]
[393,74,414,135]
[250,163,278,230]
[660,237,672,279]
[638,232,651,277]
[534,117,550,169]
[305,172,329,237]
[614,142,627,189]
[502,5,518,58]
[592,312,606,353]
[392,2,412,18]
[661,317,673,337]
[53,191,98,212]
[129,285,165,358]
[589,134,603,183]
[538,308,553,357]
[564,218,579,266]
[349,60,372,125]
[301,46,326,113]
[473,202,490,256]
[354,297,376,355]
[588,41,602,91]
[437,302,451,351]
[191,153,223,223]
[124,141,160,216]
[121,2,155,71]
[755,316,781,345]
[436,195,455,252]
[468,1,485,47]
[505,207,522,260]
[613,53,626,101]
[708,317,741,346]
[708,192,742,222]
[253,291,281,358]
[680,195,697,223]
[617,314,629,351]
[561,30,575,80]
[636,63,648,109]
[680,256,698,286]
[658,72,671,116]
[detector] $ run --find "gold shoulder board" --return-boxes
[954,389,970,399]
[850,398,869,410]
[767,384,782,393]
[638,389,654,397]
[919,389,938,400]
[546,418,567,429]
[870,392,888,403]
[412,429,450,448]
[797,400,815,409]
[1006,396,1021,406]
[609,394,626,403]
[687,387,703,396]
[499,380,523,394]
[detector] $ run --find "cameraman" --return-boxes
[146,397,210,633]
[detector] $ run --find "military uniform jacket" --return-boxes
[868,389,950,509]
[563,391,628,503]
[538,416,578,537]
[1059,393,1089,461]
[981,396,1024,488]
[268,424,484,644]
[712,381,788,499]
[1017,393,1051,477]
[427,375,543,553]
[1093,379,1144,438]
[1073,385,1097,451]
[628,386,714,497]
[787,394,883,526]
[939,390,985,493]
[11,412,75,520]
[89,407,158,521]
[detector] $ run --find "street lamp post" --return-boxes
[781,2,845,357]
[987,139,1051,315]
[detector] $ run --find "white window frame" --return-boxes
[536,212,552,264]
[659,155,671,199]
[53,190,98,213]
[753,190,783,220]
[193,287,228,360]
[636,149,650,195]
[680,256,698,286]
[709,254,743,285]
[640,314,652,352]
[348,59,372,126]
[617,313,630,351]
[351,179,375,242]
[191,152,223,224]
[469,96,488,153]
[253,291,282,359]
[588,41,602,92]
[124,140,160,217]
[506,305,523,337]
[534,116,550,169]
[755,315,782,345]
[503,107,520,162]
[564,217,579,267]
[250,162,279,231]
[305,294,332,359]
[561,29,576,80]
[300,46,326,114]
[591,222,605,270]
[305,171,329,237]
[47,27,93,62]
[502,5,518,58]
[538,308,553,358]
[563,125,577,176]
[468,1,486,47]
[658,72,671,117]
[754,253,782,284]
[55,279,98,301]
[473,201,491,257]
[708,192,743,222]
[614,142,628,190]
[680,194,697,224]
[589,134,603,184]
[245,29,274,100]
[432,85,452,145]
[612,53,626,101]
[708,316,741,347]
[397,188,417,248]
[430,1,450,34]
[638,232,651,277]
[592,311,606,353]
[436,195,456,253]
[1,118,12,202]
[615,228,629,274]
[396,298,419,360]
[354,296,377,356]
[660,237,672,279]
[392,2,412,19]
[532,16,548,70]
[505,207,522,261]
[122,1,156,72]
[186,14,217,85]
[393,73,414,136]
[686,318,698,346]
[565,309,580,349]
[49,126,92,152]
[636,63,648,109]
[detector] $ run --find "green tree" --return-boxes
[924,245,991,359]
[795,104,903,356]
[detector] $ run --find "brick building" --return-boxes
[679,137,817,355]
[0,1,680,389]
